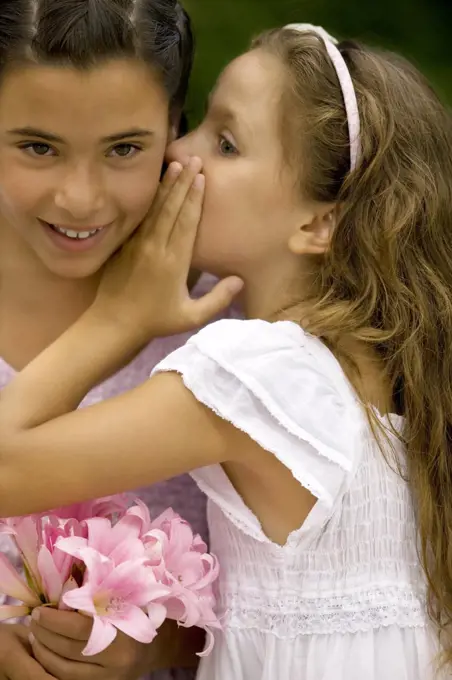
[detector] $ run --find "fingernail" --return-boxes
[168,162,183,176]
[229,277,244,294]
[31,608,40,621]
[28,632,35,645]
[193,174,205,190]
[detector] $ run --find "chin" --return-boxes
[43,256,107,280]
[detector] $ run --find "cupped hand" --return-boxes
[0,623,55,680]
[29,608,153,680]
[92,157,243,348]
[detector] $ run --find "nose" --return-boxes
[166,130,201,167]
[54,162,105,219]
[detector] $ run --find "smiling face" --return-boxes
[0,59,170,279]
[167,50,319,290]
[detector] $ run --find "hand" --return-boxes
[92,157,243,348]
[29,608,151,680]
[0,623,55,680]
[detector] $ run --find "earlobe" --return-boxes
[288,209,335,256]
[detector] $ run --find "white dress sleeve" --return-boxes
[152,319,363,534]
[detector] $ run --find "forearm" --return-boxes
[0,311,141,433]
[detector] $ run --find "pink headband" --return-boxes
[285,23,361,171]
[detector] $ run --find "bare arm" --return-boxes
[0,160,313,540]
[0,160,244,516]
[0,312,243,515]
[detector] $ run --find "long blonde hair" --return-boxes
[252,27,452,659]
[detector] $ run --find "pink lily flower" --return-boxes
[42,516,84,585]
[47,495,129,522]
[56,515,147,567]
[0,516,43,593]
[0,604,32,621]
[62,550,171,656]
[0,553,41,609]
[125,499,152,536]
[37,545,65,604]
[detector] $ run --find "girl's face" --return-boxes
[0,59,170,279]
[168,50,317,284]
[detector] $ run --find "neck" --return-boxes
[0,221,101,369]
[240,260,310,321]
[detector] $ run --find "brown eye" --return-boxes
[109,144,141,158]
[20,142,54,157]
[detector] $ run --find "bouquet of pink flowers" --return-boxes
[0,496,221,656]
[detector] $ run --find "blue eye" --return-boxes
[19,142,56,157]
[218,135,238,156]
[109,144,142,159]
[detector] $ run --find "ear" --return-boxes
[168,125,178,144]
[288,205,336,256]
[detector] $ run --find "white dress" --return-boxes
[153,319,444,680]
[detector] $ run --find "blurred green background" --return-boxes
[183,0,451,125]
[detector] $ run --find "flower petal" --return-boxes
[58,577,79,611]
[126,499,151,535]
[111,515,142,546]
[0,604,31,621]
[37,546,63,604]
[112,605,158,644]
[147,602,167,629]
[0,554,41,606]
[85,518,112,555]
[62,583,97,615]
[82,616,116,656]
[10,518,41,591]
[109,538,145,566]
[197,627,217,657]
[55,536,87,559]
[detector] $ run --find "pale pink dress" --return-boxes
[0,274,236,680]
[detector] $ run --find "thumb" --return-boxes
[188,276,243,327]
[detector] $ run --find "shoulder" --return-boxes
[186,318,355,403]
[155,319,364,486]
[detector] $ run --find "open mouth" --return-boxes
[47,223,104,240]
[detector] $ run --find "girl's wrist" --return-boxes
[84,303,157,356]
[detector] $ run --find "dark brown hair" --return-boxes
[253,27,452,661]
[0,0,194,125]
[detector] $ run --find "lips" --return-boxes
[39,219,111,252]
[50,224,103,240]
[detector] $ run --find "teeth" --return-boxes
[53,225,100,240]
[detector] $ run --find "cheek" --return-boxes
[193,175,258,272]
[106,155,165,229]
[0,165,50,220]
[193,164,293,273]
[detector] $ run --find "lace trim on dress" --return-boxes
[221,585,427,637]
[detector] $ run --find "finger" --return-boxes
[9,623,32,647]
[31,622,87,664]
[33,609,92,642]
[30,635,104,680]
[168,173,205,265]
[3,643,56,680]
[145,156,203,246]
[185,276,244,328]
[150,162,184,217]
[126,161,185,255]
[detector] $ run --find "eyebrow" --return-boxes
[6,127,155,144]
[206,96,252,142]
